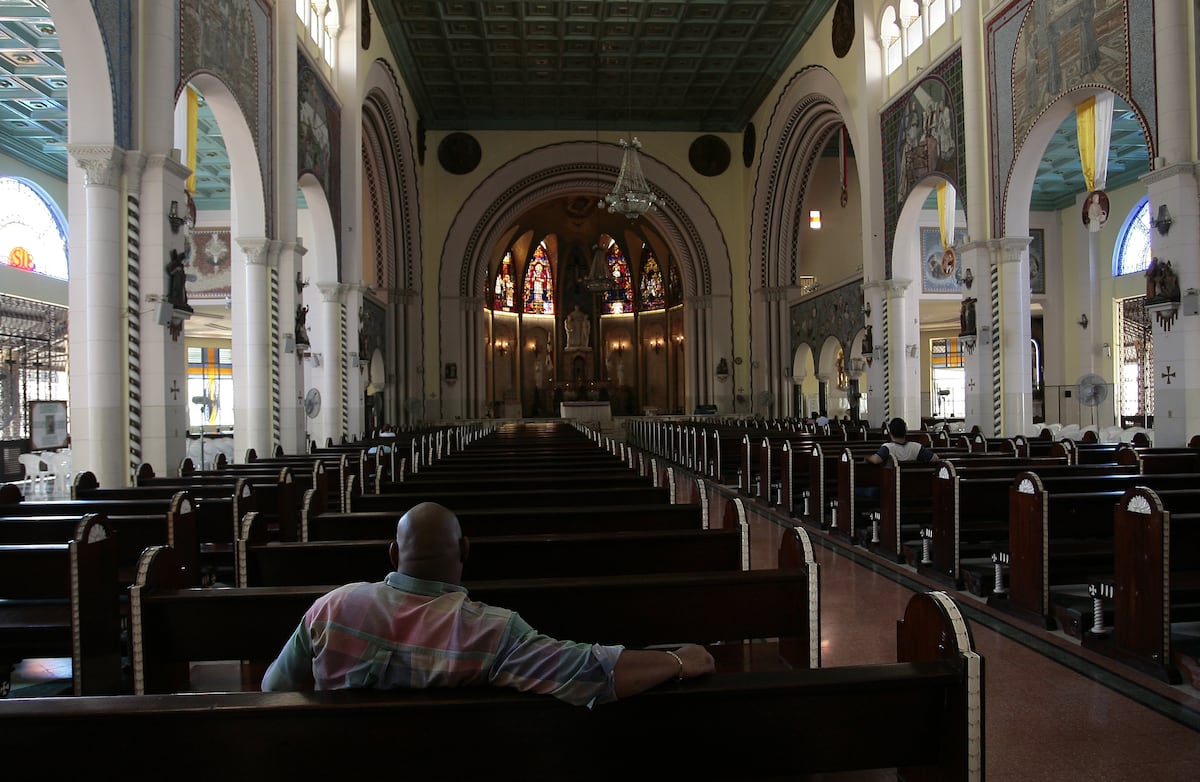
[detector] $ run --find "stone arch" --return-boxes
[438,140,734,418]
[748,66,861,416]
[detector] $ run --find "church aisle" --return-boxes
[812,540,1200,781]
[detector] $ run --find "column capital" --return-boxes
[1139,161,1200,188]
[317,282,345,303]
[67,144,124,188]
[881,278,912,298]
[237,236,272,266]
[994,236,1032,265]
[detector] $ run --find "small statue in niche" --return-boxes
[165,246,192,311]
[295,304,311,347]
[862,324,874,356]
[959,297,977,336]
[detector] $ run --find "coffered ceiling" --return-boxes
[0,1,1150,214]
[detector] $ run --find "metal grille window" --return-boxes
[1117,296,1153,421]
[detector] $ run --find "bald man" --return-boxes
[262,502,714,706]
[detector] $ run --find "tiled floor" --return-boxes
[10,488,1200,781]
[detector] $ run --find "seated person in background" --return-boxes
[262,501,714,706]
[867,417,940,466]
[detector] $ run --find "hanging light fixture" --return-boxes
[598,44,658,220]
[600,137,658,219]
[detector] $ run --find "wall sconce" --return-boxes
[528,341,541,357]
[1102,343,1112,358]
[167,201,185,234]
[673,334,684,350]
[1149,204,1173,236]
[862,300,872,320]
[648,337,665,354]
[610,340,627,358]
[962,267,974,289]
[296,271,309,293]
[905,343,918,358]
[494,337,509,357]
[809,210,822,229]
[1078,313,1089,329]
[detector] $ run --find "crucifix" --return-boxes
[968,379,976,391]
[1161,367,1176,385]
[170,380,180,400]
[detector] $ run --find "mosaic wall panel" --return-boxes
[93,0,135,149]
[880,50,966,279]
[789,281,863,359]
[298,50,342,261]
[987,0,1156,236]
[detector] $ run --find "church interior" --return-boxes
[1,0,1199,777]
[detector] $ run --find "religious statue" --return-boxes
[165,247,192,311]
[1145,257,1180,304]
[296,304,311,347]
[564,304,590,349]
[862,324,874,356]
[959,297,977,336]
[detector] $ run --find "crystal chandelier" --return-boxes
[599,137,658,219]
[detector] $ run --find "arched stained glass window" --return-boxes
[523,243,555,315]
[1113,197,1152,277]
[603,242,634,314]
[0,177,68,280]
[639,252,665,310]
[667,260,681,305]
[493,251,515,311]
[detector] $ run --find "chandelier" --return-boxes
[599,137,658,220]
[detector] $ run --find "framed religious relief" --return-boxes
[1029,228,1046,294]
[921,227,967,293]
[29,400,68,450]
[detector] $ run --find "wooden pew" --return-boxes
[238,510,744,586]
[1082,487,1200,683]
[303,498,705,542]
[990,471,1200,634]
[925,460,1131,594]
[0,491,199,586]
[348,484,672,514]
[0,590,981,781]
[127,525,819,694]
[0,514,122,696]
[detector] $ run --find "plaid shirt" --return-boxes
[262,572,622,707]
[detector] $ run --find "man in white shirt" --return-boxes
[867,417,939,465]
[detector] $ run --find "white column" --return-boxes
[960,0,993,244]
[318,282,344,445]
[1153,0,1192,167]
[234,237,271,461]
[882,279,918,425]
[137,153,192,477]
[66,144,124,488]
[994,237,1034,436]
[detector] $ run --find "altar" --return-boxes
[559,400,612,425]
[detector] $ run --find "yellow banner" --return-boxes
[186,86,198,194]
[1076,96,1096,193]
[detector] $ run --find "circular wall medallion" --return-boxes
[438,132,481,175]
[742,123,756,167]
[832,0,855,59]
[688,134,731,177]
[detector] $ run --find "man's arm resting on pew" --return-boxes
[613,645,715,699]
[261,617,715,704]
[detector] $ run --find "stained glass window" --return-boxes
[493,251,515,311]
[639,252,665,310]
[603,241,634,314]
[1113,197,1151,277]
[523,243,555,315]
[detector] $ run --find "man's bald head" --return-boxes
[390,502,468,583]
